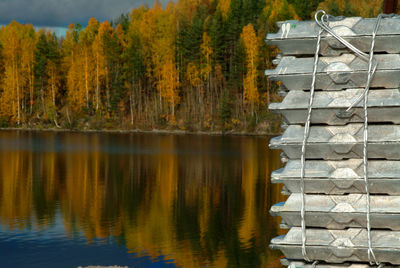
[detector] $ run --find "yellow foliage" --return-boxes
[215,63,224,87]
[158,58,180,109]
[0,21,35,123]
[186,62,201,88]
[217,0,231,19]
[65,19,100,112]
[132,2,180,114]
[176,0,211,21]
[264,0,300,25]
[241,24,259,109]
[67,53,87,111]
[114,24,125,46]
[200,32,212,80]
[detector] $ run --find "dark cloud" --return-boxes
[0,0,167,27]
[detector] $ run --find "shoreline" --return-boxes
[0,127,281,137]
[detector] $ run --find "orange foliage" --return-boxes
[241,24,259,112]
[263,0,300,25]
[158,58,180,114]
[0,21,35,123]
[217,0,231,19]
[132,2,180,114]
[200,32,212,81]
[177,0,201,21]
[186,62,201,88]
[65,19,100,112]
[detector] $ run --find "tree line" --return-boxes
[0,0,383,132]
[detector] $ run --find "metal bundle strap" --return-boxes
[299,11,323,263]
[300,10,390,266]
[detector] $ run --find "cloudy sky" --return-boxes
[0,0,167,29]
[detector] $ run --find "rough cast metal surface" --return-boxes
[266,17,400,55]
[269,88,400,125]
[272,160,400,195]
[270,124,400,160]
[271,194,400,230]
[266,14,400,267]
[270,228,400,264]
[264,54,400,90]
[280,259,398,268]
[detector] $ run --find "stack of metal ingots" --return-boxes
[266,14,400,267]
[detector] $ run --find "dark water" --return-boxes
[0,130,285,268]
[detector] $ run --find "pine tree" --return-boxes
[34,31,50,116]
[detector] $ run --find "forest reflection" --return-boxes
[0,131,284,267]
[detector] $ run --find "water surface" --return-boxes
[0,131,285,267]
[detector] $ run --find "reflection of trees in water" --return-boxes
[0,131,284,267]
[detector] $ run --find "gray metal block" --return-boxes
[264,54,400,90]
[267,17,400,55]
[280,258,398,267]
[272,160,400,195]
[269,124,400,160]
[270,228,400,264]
[269,89,400,125]
[271,194,400,230]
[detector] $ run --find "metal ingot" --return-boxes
[271,159,400,195]
[271,194,400,230]
[270,228,400,264]
[280,258,398,267]
[269,89,400,125]
[266,15,400,267]
[269,124,400,160]
[264,54,400,91]
[267,17,400,55]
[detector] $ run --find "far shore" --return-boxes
[0,127,281,137]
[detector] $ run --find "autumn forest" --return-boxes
[0,0,385,133]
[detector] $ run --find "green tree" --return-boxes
[289,0,323,20]
[328,0,341,16]
[34,32,49,115]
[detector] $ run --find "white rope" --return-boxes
[361,14,382,266]
[311,260,319,268]
[299,11,324,263]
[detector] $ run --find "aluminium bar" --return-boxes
[267,16,400,56]
[270,228,400,264]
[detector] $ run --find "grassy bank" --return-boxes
[0,111,282,136]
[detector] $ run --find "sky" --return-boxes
[0,0,168,36]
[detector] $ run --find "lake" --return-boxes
[0,130,285,267]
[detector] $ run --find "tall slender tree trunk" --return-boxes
[40,86,46,117]
[106,67,110,112]
[137,79,142,119]
[16,66,20,125]
[51,72,56,106]
[85,50,89,110]
[130,90,134,125]
[12,60,16,122]
[96,57,100,111]
[66,106,72,125]
[207,73,213,122]
[30,65,34,115]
